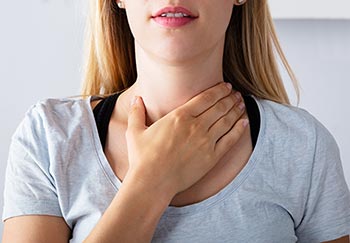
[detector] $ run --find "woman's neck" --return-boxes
[121,40,226,125]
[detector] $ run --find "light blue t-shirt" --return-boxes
[2,96,350,242]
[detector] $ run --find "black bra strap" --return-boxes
[93,93,260,150]
[243,96,260,148]
[93,93,121,149]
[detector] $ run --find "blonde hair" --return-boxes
[81,0,299,104]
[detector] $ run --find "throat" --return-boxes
[129,39,226,124]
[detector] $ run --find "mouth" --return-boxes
[159,12,192,18]
[152,6,198,19]
[151,6,198,28]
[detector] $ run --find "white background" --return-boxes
[269,0,350,19]
[0,0,349,238]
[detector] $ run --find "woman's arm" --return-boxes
[2,184,165,243]
[2,216,71,243]
[2,176,167,243]
[83,171,173,243]
[323,235,349,243]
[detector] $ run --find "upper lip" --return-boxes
[152,6,197,18]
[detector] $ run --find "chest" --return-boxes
[53,122,302,242]
[65,187,297,243]
[152,201,297,243]
[104,119,254,207]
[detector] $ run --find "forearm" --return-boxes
[84,173,172,243]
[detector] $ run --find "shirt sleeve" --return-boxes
[295,121,350,242]
[2,104,62,221]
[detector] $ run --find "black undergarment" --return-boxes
[92,93,260,150]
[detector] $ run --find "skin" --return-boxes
[123,0,236,124]
[2,0,349,242]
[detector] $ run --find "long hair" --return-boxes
[81,0,299,104]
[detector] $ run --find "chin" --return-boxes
[136,34,212,65]
[152,43,202,65]
[157,53,199,66]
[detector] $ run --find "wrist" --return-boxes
[122,170,174,212]
[84,170,173,242]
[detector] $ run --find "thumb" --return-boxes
[128,96,147,133]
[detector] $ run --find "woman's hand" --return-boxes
[125,82,247,201]
[84,82,248,243]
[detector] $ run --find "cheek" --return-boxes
[194,5,233,50]
[124,0,151,38]
[204,4,233,37]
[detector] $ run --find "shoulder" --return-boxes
[12,97,92,147]
[21,96,90,125]
[254,97,340,171]
[255,98,335,144]
[28,96,90,120]
[256,98,317,128]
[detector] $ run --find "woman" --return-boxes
[2,0,350,242]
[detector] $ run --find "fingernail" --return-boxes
[239,102,245,111]
[225,82,232,90]
[235,92,241,100]
[242,119,249,128]
[131,96,138,106]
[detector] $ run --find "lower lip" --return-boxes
[152,17,195,28]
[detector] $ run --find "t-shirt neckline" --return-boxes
[84,95,266,216]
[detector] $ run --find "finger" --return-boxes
[181,82,233,117]
[208,99,246,141]
[214,118,249,158]
[127,96,147,133]
[198,91,242,130]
